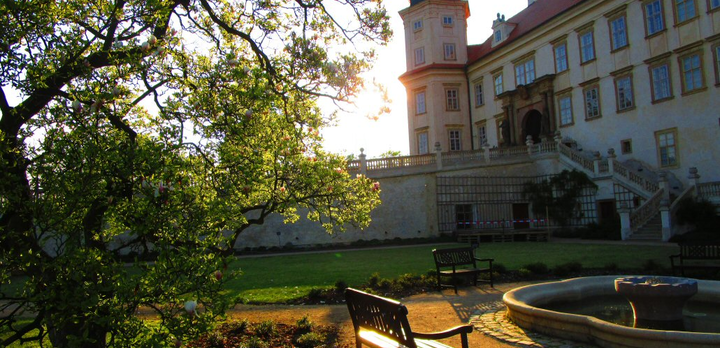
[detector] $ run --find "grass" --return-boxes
[225,242,678,303]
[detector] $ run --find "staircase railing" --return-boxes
[557,143,595,172]
[698,181,720,198]
[612,159,659,194]
[629,188,664,233]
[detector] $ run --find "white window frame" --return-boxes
[650,64,672,101]
[443,43,456,60]
[554,43,568,73]
[442,15,454,27]
[558,95,573,126]
[413,20,423,32]
[417,132,429,155]
[415,91,426,115]
[675,0,697,23]
[615,75,634,111]
[610,16,628,51]
[580,31,595,63]
[584,86,601,119]
[448,129,462,151]
[474,83,484,107]
[514,59,535,86]
[477,124,488,146]
[445,88,459,111]
[493,73,503,97]
[656,129,678,167]
[645,0,665,36]
[711,0,720,10]
[414,47,425,66]
[680,53,703,93]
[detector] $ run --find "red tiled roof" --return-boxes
[398,63,467,81]
[468,0,586,64]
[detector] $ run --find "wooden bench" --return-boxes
[345,288,472,348]
[433,247,493,294]
[670,242,720,276]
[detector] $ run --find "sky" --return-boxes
[321,0,529,159]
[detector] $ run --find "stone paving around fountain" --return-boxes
[470,301,595,348]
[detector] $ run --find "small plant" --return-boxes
[493,263,507,274]
[367,273,381,288]
[522,262,549,274]
[296,315,314,333]
[553,262,583,277]
[377,278,392,290]
[307,288,324,300]
[518,268,532,278]
[255,320,278,338]
[245,336,270,348]
[334,280,348,293]
[295,332,327,348]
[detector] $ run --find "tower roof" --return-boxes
[468,0,585,64]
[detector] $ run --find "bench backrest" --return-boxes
[345,288,417,348]
[679,243,720,260]
[433,247,476,268]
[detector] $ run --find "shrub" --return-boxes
[295,332,326,348]
[518,268,532,278]
[245,336,269,348]
[307,288,324,300]
[377,278,392,290]
[334,280,348,293]
[296,315,314,333]
[641,259,664,273]
[255,320,278,338]
[367,272,381,288]
[553,262,583,277]
[604,262,619,272]
[522,262,549,274]
[676,197,719,231]
[493,263,507,274]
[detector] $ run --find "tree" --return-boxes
[0,0,389,346]
[522,170,597,228]
[376,150,402,158]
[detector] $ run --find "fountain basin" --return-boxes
[615,276,698,327]
[503,276,720,348]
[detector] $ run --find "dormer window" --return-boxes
[413,20,423,32]
[494,30,502,43]
[442,16,454,27]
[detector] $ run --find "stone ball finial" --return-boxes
[689,167,699,177]
[607,148,616,156]
[593,151,601,159]
[360,148,364,154]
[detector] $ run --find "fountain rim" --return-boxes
[503,275,720,348]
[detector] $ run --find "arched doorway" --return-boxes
[522,110,542,144]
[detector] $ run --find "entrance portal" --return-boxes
[523,110,542,144]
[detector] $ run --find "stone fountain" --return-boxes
[614,276,698,330]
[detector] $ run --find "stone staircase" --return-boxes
[628,213,663,241]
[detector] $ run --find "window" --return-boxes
[474,83,484,106]
[615,75,634,111]
[675,0,696,23]
[650,63,672,101]
[494,30,502,43]
[554,43,568,73]
[621,139,633,154]
[442,15,454,26]
[610,16,628,51]
[417,132,428,155]
[415,91,426,114]
[494,73,503,96]
[679,52,704,93]
[656,129,678,167]
[711,0,720,10]
[455,204,473,230]
[413,20,423,32]
[449,129,462,151]
[558,95,573,126]
[644,0,665,36]
[583,86,601,119]
[414,47,425,66]
[514,59,535,86]
[477,124,488,146]
[446,88,459,111]
[443,43,456,60]
[579,31,595,63]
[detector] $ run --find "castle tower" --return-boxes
[399,0,471,156]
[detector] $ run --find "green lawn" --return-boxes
[226,242,678,303]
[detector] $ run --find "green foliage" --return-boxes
[294,332,326,348]
[493,263,507,274]
[578,217,622,240]
[522,262,549,274]
[0,0,389,346]
[376,150,403,158]
[553,262,583,277]
[295,315,315,334]
[255,320,278,339]
[334,280,348,293]
[523,170,597,227]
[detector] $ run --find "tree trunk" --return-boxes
[47,314,108,348]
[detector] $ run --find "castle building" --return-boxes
[399,0,720,184]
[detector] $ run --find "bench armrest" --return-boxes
[414,325,473,348]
